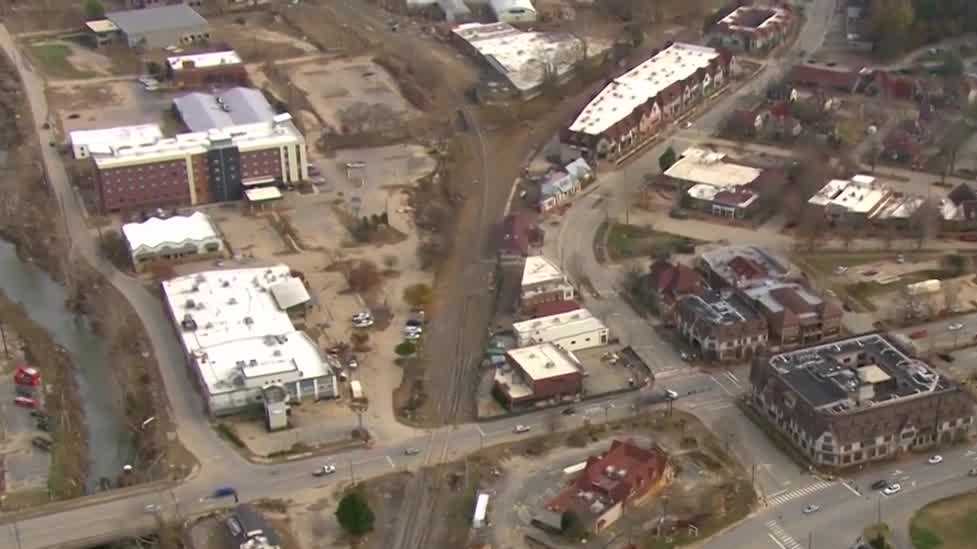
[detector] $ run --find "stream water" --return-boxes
[0,239,133,492]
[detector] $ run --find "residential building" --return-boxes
[513,308,609,351]
[521,256,575,307]
[499,211,543,259]
[707,5,792,52]
[490,0,537,24]
[166,50,249,89]
[807,175,891,225]
[644,260,705,318]
[750,334,975,469]
[539,158,593,212]
[451,22,585,98]
[161,265,338,416]
[943,183,977,229]
[697,245,799,290]
[665,147,763,219]
[173,87,276,132]
[69,123,163,159]
[106,5,210,49]
[92,116,308,213]
[788,64,862,93]
[546,439,672,533]
[742,281,843,348]
[563,43,734,160]
[121,211,224,272]
[226,504,281,549]
[493,342,583,407]
[675,291,768,362]
[127,0,206,9]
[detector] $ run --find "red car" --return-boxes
[959,234,977,242]
[14,396,38,409]
[909,329,928,340]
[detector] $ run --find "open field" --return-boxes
[607,223,703,261]
[910,491,977,549]
[210,12,320,63]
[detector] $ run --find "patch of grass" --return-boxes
[606,223,700,261]
[0,489,50,512]
[909,491,977,549]
[29,43,94,79]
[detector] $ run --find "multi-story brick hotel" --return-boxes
[90,116,307,213]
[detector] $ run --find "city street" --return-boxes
[891,312,977,353]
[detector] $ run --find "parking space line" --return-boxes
[767,533,788,549]
[386,456,395,468]
[841,480,860,496]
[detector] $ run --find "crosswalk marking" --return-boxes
[764,480,834,507]
[765,520,802,549]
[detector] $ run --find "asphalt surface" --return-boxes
[891,311,977,353]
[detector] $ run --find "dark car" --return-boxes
[213,486,237,499]
[938,353,955,362]
[561,407,576,416]
[870,479,889,491]
[32,437,52,452]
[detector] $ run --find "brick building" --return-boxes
[520,256,575,308]
[563,43,734,160]
[707,5,792,53]
[675,291,768,362]
[493,342,583,408]
[546,439,672,533]
[166,50,249,89]
[750,334,975,469]
[92,116,307,213]
[644,260,705,319]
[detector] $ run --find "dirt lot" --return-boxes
[47,80,182,141]
[25,38,141,80]
[210,11,321,63]
[288,56,420,134]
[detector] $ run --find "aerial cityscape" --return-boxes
[1,0,977,548]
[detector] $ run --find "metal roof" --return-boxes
[173,87,276,132]
[106,5,207,35]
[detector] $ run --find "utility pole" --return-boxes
[0,322,9,357]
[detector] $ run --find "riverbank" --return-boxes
[0,291,87,510]
[0,45,192,496]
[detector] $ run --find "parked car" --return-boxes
[346,357,359,370]
[909,329,928,339]
[665,389,679,400]
[833,265,849,275]
[403,448,420,456]
[947,323,964,332]
[352,318,374,328]
[928,455,943,465]
[514,425,531,434]
[870,479,889,491]
[882,483,901,496]
[959,233,977,242]
[802,504,820,514]
[312,464,337,476]
[212,486,237,499]
[31,437,52,452]
[938,353,955,362]
[969,468,977,477]
[561,407,576,416]
[352,311,373,322]
[14,396,38,408]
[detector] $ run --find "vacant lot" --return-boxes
[910,491,977,549]
[211,12,320,63]
[606,223,701,261]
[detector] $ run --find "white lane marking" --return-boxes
[708,374,735,396]
[767,533,788,549]
[476,424,486,437]
[841,480,860,496]
[386,456,395,468]
[726,371,742,387]
[765,480,834,507]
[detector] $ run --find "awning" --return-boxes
[244,187,283,203]
[242,176,277,187]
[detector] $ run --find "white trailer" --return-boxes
[472,492,490,528]
[350,380,364,400]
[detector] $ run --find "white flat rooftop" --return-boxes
[808,175,886,213]
[93,120,303,169]
[507,342,580,381]
[245,187,283,202]
[85,19,119,33]
[168,50,242,70]
[161,266,330,395]
[452,22,584,92]
[122,211,219,253]
[665,148,760,187]
[718,5,790,33]
[522,256,565,287]
[569,43,722,136]
[70,123,163,149]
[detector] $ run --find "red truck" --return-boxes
[909,329,928,340]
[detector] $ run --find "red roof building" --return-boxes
[789,64,861,93]
[646,260,705,319]
[530,299,581,319]
[499,212,543,258]
[547,440,672,533]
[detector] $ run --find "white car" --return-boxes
[833,265,849,275]
[928,455,943,465]
[352,311,373,322]
[665,389,679,400]
[882,483,902,496]
[514,425,531,434]
[948,323,964,331]
[802,504,820,514]
[312,464,336,476]
[353,318,374,328]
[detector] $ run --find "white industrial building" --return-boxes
[69,123,163,159]
[122,211,224,271]
[162,265,338,416]
[490,0,537,23]
[451,22,585,96]
[513,308,609,351]
[520,255,575,307]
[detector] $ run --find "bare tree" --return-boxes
[909,198,941,249]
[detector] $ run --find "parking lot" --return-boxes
[0,343,50,495]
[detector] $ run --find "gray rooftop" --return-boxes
[107,5,208,35]
[769,334,952,413]
[173,88,276,132]
[680,290,759,325]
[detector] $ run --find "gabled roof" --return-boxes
[789,64,859,91]
[647,260,703,298]
[948,182,977,205]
